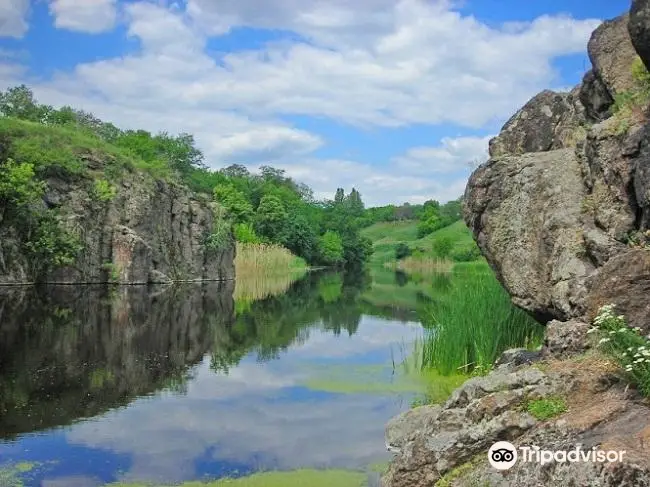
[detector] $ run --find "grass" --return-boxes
[235,242,307,278]
[419,262,544,375]
[525,396,568,420]
[361,220,481,268]
[104,469,367,487]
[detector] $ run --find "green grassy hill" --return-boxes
[361,220,477,266]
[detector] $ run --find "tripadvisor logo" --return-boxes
[487,441,626,470]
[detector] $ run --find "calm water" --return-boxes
[0,271,425,486]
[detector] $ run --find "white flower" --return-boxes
[587,327,599,334]
[598,338,611,345]
[619,328,629,333]
[625,365,634,371]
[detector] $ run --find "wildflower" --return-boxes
[609,331,617,335]
[619,328,629,333]
[587,327,598,334]
[625,365,634,372]
[598,338,611,345]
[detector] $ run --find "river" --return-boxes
[0,270,430,486]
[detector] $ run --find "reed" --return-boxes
[233,243,308,303]
[419,265,544,375]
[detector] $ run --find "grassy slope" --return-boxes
[361,220,476,267]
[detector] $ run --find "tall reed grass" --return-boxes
[419,265,543,375]
[234,243,308,303]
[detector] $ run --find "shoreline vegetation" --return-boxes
[361,217,545,404]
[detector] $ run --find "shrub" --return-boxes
[590,304,650,396]
[318,230,344,266]
[432,235,454,259]
[205,212,233,251]
[450,244,482,262]
[395,242,412,260]
[233,222,261,244]
[93,179,117,202]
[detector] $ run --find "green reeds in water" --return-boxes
[419,264,544,375]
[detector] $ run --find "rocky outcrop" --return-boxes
[588,14,637,96]
[384,350,650,487]
[0,170,235,284]
[464,10,650,331]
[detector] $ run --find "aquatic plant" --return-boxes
[419,264,543,375]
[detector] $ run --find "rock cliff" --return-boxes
[0,151,235,284]
[464,7,650,330]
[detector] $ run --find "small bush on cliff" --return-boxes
[0,159,81,273]
[610,57,650,135]
[93,179,117,202]
[590,304,650,396]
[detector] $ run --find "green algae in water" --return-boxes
[105,469,367,487]
[301,358,466,403]
[0,462,39,487]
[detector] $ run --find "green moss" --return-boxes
[104,469,367,487]
[526,396,567,420]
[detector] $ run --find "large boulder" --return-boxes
[630,0,650,72]
[464,148,594,321]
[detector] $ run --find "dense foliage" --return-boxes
[0,85,374,269]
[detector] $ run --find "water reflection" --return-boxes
[0,272,421,486]
[0,282,235,439]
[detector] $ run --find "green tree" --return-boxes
[0,85,48,122]
[255,195,289,241]
[334,188,345,204]
[214,184,253,223]
[318,230,344,266]
[281,215,318,262]
[346,188,365,217]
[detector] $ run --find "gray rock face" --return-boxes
[488,91,585,158]
[383,368,558,487]
[0,173,235,284]
[580,70,614,122]
[588,14,637,96]
[630,0,650,72]
[542,319,591,359]
[464,148,594,321]
[465,10,650,325]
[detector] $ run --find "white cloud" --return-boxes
[394,135,492,174]
[49,0,117,34]
[0,0,30,38]
[0,0,602,203]
[276,156,471,206]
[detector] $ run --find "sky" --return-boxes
[0,0,631,206]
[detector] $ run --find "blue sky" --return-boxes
[0,0,630,205]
